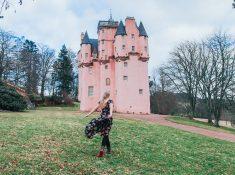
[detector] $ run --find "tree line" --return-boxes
[150,31,235,127]
[0,28,78,105]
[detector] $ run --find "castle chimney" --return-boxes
[81,32,84,43]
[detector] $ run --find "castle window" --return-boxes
[131,34,135,39]
[105,55,108,60]
[145,46,148,52]
[102,29,104,33]
[85,53,88,59]
[88,86,94,96]
[124,62,128,67]
[88,67,92,74]
[92,52,97,58]
[102,40,104,44]
[132,46,135,52]
[122,45,125,50]
[106,78,110,86]
[105,65,108,69]
[123,76,128,80]
[139,89,143,94]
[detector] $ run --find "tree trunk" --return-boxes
[206,100,213,124]
[207,111,213,124]
[208,116,213,124]
[0,64,3,80]
[40,79,45,102]
[189,97,196,119]
[214,109,221,127]
[214,118,220,127]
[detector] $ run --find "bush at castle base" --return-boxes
[0,81,27,111]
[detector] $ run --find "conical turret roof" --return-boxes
[138,22,148,37]
[115,21,127,36]
[81,31,91,44]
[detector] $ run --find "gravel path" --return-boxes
[114,113,235,143]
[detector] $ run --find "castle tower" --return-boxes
[114,17,150,114]
[78,16,150,114]
[78,31,100,111]
[97,16,118,104]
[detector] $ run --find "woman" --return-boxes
[83,92,113,157]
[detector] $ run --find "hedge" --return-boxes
[0,81,27,111]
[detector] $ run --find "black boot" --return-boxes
[106,146,112,154]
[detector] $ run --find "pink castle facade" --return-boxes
[78,16,150,114]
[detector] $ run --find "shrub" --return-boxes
[28,94,42,107]
[37,95,74,107]
[0,81,27,111]
[43,95,64,106]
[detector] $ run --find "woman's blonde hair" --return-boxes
[102,91,110,100]
[99,91,110,108]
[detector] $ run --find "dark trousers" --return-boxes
[101,135,111,151]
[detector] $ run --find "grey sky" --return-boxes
[1,0,234,73]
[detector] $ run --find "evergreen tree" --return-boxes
[20,39,39,94]
[56,45,73,98]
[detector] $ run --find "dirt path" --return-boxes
[114,113,235,143]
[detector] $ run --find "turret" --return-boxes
[138,21,148,37]
[114,21,128,59]
[90,39,98,61]
[80,31,92,64]
[138,22,149,61]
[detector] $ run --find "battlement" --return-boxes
[78,16,149,67]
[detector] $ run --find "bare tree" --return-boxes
[150,68,158,95]
[150,67,176,114]
[0,0,23,16]
[157,67,172,92]
[38,44,55,100]
[0,28,15,80]
[11,36,24,86]
[163,41,203,118]
[149,68,158,113]
[198,41,215,123]
[205,32,235,127]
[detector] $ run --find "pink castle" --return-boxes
[78,16,150,114]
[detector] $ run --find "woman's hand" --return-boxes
[108,102,113,119]
[82,103,100,119]
[83,114,89,119]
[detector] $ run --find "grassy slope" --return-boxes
[168,117,235,135]
[0,107,234,175]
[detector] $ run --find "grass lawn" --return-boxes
[0,107,235,175]
[167,116,235,135]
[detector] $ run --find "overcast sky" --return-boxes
[1,0,235,74]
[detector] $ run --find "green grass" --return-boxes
[168,116,235,135]
[0,107,234,175]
